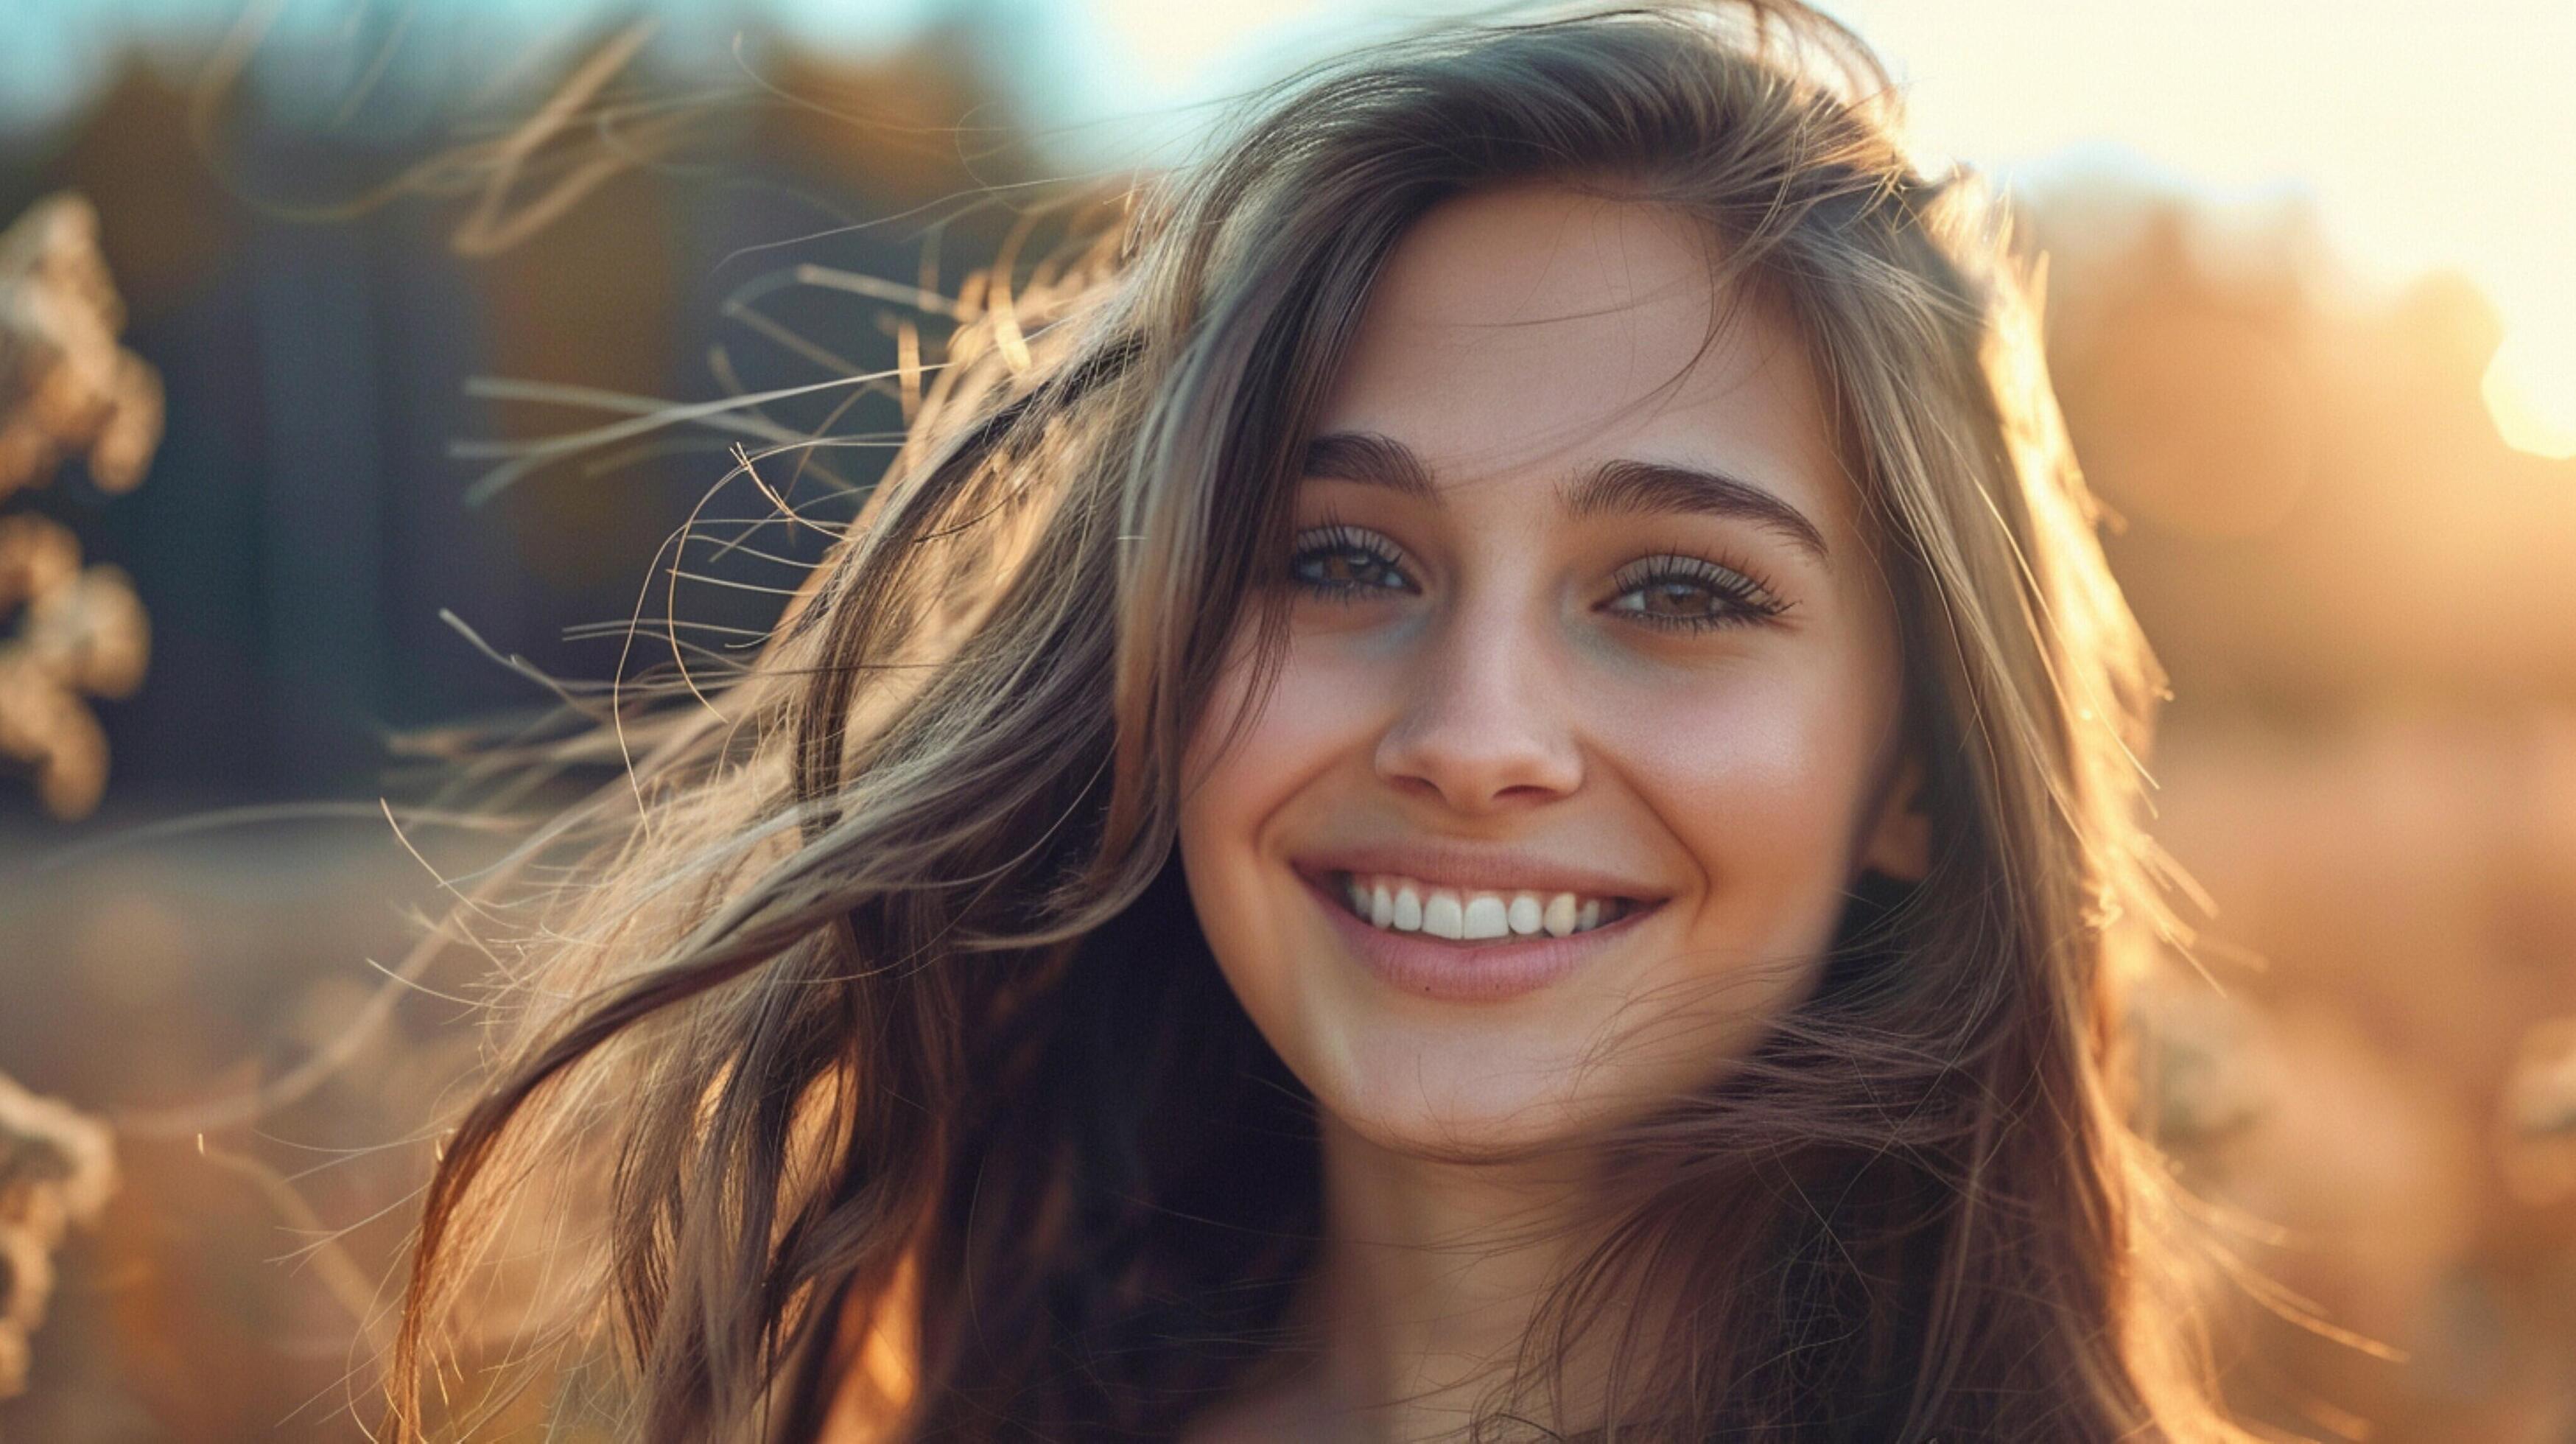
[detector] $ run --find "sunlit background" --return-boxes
[1,1,2571,1440]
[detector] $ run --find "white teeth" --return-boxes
[1341,874,1629,942]
[1422,891,1466,939]
[1543,893,1577,937]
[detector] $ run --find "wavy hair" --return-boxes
[385,3,2247,1439]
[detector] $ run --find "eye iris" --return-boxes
[1305,547,1394,589]
[1639,579,1716,617]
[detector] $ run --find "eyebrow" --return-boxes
[1300,430,1831,565]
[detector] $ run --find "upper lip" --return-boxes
[1292,841,1668,902]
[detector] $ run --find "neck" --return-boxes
[1277,1115,1633,1443]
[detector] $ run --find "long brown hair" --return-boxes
[387,3,2247,1438]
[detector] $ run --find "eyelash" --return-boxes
[1285,522,1790,633]
[1606,553,1791,631]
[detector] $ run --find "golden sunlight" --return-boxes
[1084,0,2576,464]
[2486,330,2576,460]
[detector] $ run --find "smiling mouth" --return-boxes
[1327,870,1643,941]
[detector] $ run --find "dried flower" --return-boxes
[0,192,159,820]
[0,514,148,819]
[0,1073,117,1402]
[0,194,162,502]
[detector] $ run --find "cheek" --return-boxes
[1179,637,1371,863]
[1176,639,1380,995]
[1602,652,1891,957]
[1183,633,1374,801]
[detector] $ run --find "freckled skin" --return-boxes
[1177,183,1926,1157]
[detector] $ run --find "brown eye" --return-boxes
[1606,555,1786,632]
[1289,525,1416,597]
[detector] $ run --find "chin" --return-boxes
[1330,1072,1585,1160]
[1293,1004,1697,1163]
[1308,960,1838,1166]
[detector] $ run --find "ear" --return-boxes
[1858,751,1931,883]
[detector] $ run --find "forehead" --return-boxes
[1319,183,1850,528]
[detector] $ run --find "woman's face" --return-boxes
[1177,183,1926,1156]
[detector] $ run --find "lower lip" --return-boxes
[1300,872,1657,1003]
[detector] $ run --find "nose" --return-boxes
[1373,603,1584,814]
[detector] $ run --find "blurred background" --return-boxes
[0,1,2571,1439]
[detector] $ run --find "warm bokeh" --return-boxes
[0,6,2569,1440]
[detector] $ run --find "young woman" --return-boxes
[388,2,2244,1439]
